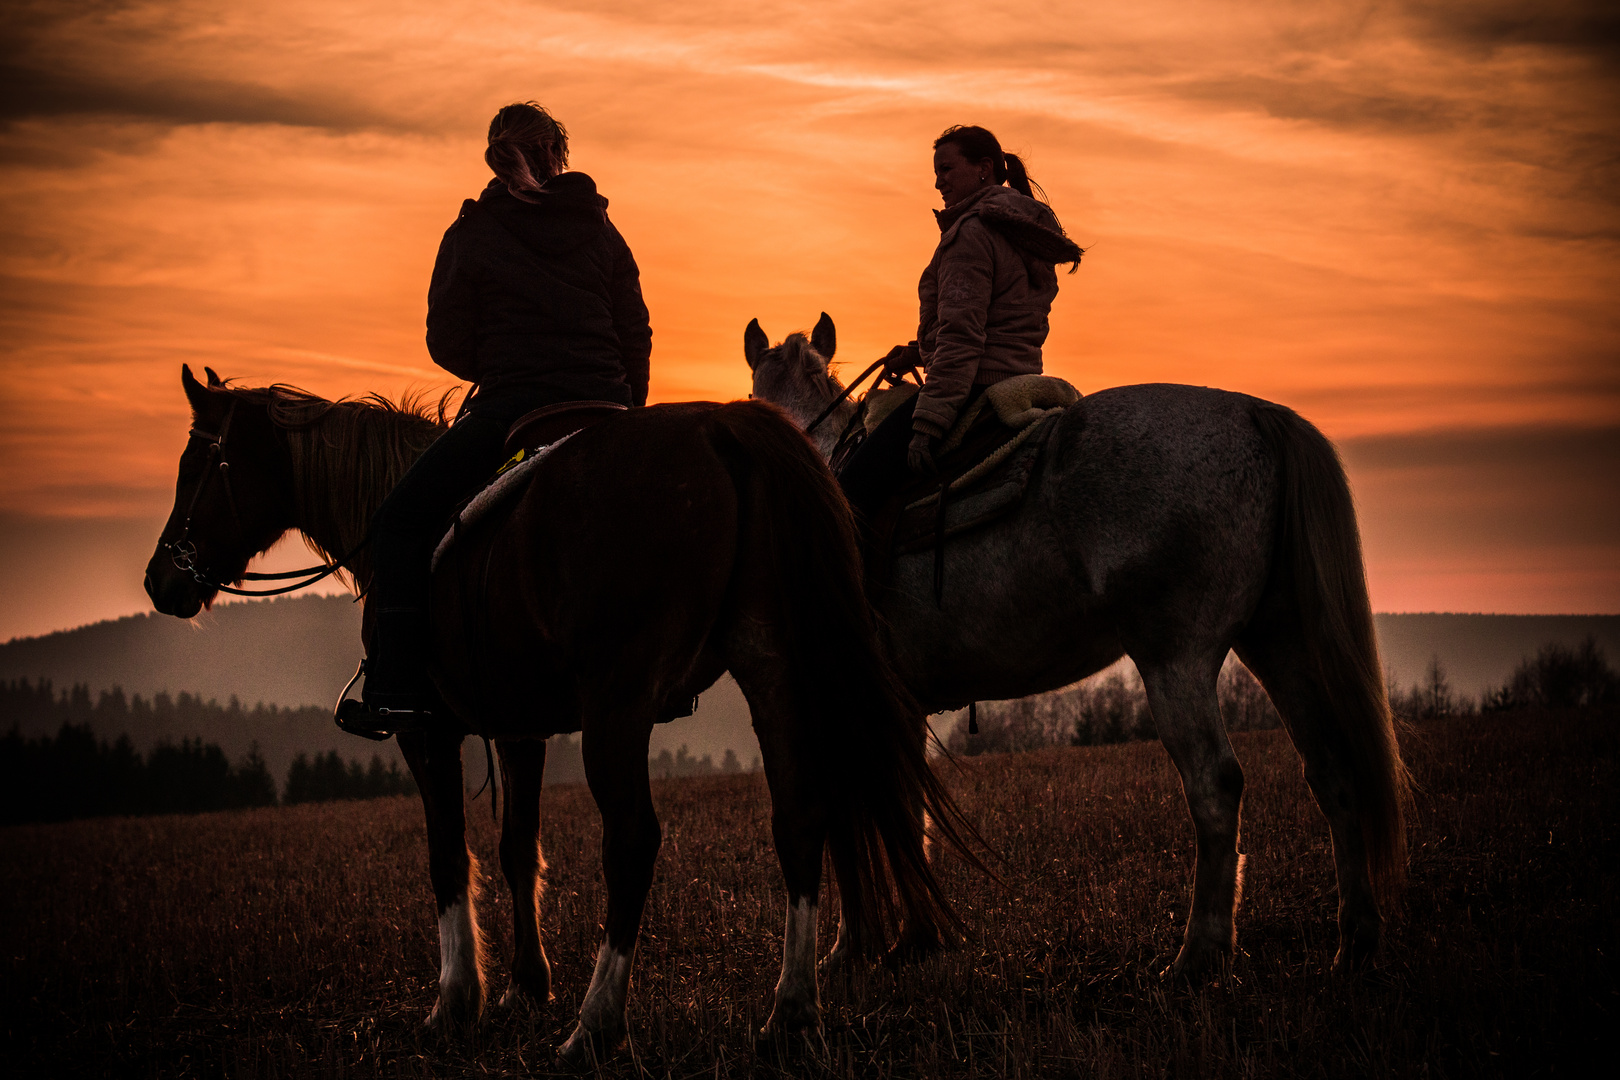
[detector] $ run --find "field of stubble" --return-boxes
[3,709,1614,1078]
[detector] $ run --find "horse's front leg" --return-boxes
[399,729,485,1029]
[559,717,660,1068]
[496,737,552,1009]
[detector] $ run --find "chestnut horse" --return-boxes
[745,315,1410,978]
[144,366,966,1063]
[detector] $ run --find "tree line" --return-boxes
[948,638,1618,755]
[1392,636,1620,720]
[0,679,415,825]
[648,744,755,780]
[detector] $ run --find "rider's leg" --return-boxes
[363,413,511,710]
[836,394,918,524]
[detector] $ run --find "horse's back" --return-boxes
[1042,383,1283,654]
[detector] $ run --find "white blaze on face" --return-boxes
[774,897,820,1013]
[439,897,480,1003]
[577,940,636,1035]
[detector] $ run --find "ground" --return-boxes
[2,708,1613,1077]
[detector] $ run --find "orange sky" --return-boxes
[1,0,1617,639]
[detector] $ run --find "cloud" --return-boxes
[0,58,398,132]
[1173,74,1465,134]
[1399,0,1620,64]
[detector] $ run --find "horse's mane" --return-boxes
[778,332,845,394]
[219,381,454,587]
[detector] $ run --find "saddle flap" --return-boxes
[504,400,627,457]
[892,412,1062,555]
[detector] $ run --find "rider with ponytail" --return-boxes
[351,102,652,725]
[840,125,1081,516]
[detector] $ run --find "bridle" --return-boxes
[161,397,369,597]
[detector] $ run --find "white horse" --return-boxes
[745,314,1410,976]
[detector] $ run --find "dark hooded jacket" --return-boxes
[913,184,1082,438]
[426,172,652,416]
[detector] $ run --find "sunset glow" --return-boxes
[2,0,1616,637]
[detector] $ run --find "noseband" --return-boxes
[162,397,369,597]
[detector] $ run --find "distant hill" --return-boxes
[0,595,365,711]
[3,599,1614,777]
[0,595,760,774]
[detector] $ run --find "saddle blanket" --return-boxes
[857,374,1078,556]
[430,433,574,572]
[862,373,1079,444]
[892,412,1062,555]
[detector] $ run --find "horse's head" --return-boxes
[743,313,840,429]
[144,366,298,618]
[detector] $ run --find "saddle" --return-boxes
[504,399,627,457]
[850,374,1079,597]
[430,400,627,573]
[428,398,699,725]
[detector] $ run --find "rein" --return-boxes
[805,357,889,435]
[161,398,371,597]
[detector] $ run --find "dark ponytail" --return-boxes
[934,125,1051,205]
[1002,153,1051,202]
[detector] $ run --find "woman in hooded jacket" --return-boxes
[349,101,652,726]
[839,124,1081,520]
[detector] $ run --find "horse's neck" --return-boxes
[792,375,857,461]
[284,407,439,593]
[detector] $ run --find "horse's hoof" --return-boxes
[559,1025,624,1071]
[497,981,553,1014]
[755,1021,828,1062]
[819,942,861,977]
[1163,939,1232,982]
[424,996,481,1034]
[1331,916,1381,976]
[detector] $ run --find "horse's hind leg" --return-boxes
[559,713,660,1067]
[1236,633,1381,972]
[398,729,485,1029]
[730,660,830,1054]
[1137,655,1246,979]
[496,738,552,1009]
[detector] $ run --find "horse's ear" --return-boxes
[743,318,769,370]
[811,312,836,361]
[181,365,210,410]
[204,366,223,388]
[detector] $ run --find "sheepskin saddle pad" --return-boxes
[877,374,1079,556]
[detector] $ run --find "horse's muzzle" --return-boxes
[144,552,204,619]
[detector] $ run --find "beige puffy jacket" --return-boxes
[914,185,1082,438]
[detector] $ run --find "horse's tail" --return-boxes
[1250,402,1411,904]
[706,399,973,953]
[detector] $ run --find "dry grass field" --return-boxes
[3,708,1613,1078]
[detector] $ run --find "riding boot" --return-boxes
[334,608,435,735]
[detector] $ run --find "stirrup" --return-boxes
[333,659,433,740]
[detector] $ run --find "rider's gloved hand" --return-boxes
[907,431,938,474]
[882,342,922,382]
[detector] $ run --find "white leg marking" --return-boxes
[577,941,636,1036]
[771,898,821,1026]
[438,896,482,1011]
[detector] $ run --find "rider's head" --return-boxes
[486,102,569,199]
[933,125,1044,206]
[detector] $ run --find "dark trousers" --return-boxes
[837,394,920,525]
[368,412,512,618]
[838,383,988,524]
